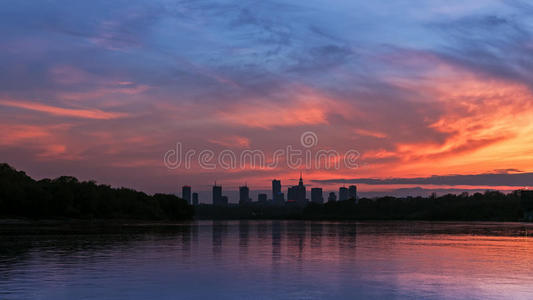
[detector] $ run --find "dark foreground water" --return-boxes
[1,221,533,300]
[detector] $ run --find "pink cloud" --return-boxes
[354,129,387,139]
[0,124,51,145]
[0,99,128,119]
[216,87,354,129]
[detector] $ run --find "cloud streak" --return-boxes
[0,99,128,119]
[312,171,533,187]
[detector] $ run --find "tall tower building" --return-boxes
[339,187,348,201]
[258,193,267,203]
[297,171,307,205]
[311,188,323,204]
[221,195,229,206]
[272,179,282,202]
[328,192,337,203]
[192,192,199,206]
[239,185,250,205]
[287,186,297,202]
[212,183,222,206]
[182,185,191,205]
[349,185,357,202]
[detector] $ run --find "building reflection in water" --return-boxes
[191,222,199,245]
[212,221,227,258]
[310,222,323,249]
[206,221,357,270]
[337,222,357,264]
[338,223,357,249]
[256,221,268,241]
[271,220,282,278]
[239,220,249,258]
[181,223,192,254]
[286,221,307,260]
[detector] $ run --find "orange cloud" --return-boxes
[0,99,128,119]
[378,58,533,177]
[218,102,326,128]
[217,87,354,129]
[363,149,398,159]
[354,129,387,138]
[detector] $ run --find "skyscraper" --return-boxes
[192,192,199,206]
[287,186,297,202]
[311,188,323,204]
[221,195,228,206]
[212,184,222,206]
[239,185,250,205]
[272,179,282,202]
[339,187,348,201]
[276,192,285,205]
[258,193,267,203]
[296,172,307,205]
[328,192,337,203]
[349,185,357,202]
[182,185,191,204]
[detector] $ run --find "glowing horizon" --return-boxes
[2,0,533,196]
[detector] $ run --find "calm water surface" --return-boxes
[1,221,532,300]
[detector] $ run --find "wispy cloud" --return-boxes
[312,171,533,187]
[0,99,128,119]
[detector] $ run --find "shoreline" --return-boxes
[0,218,532,236]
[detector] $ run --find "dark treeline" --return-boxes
[0,164,193,220]
[0,163,527,222]
[304,192,523,221]
[196,191,524,221]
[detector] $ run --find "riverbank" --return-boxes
[1,219,532,237]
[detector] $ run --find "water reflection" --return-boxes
[0,221,533,300]
[211,221,227,258]
[271,221,282,261]
[238,220,249,258]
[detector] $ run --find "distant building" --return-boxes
[258,193,267,203]
[296,172,307,205]
[182,185,191,205]
[192,192,199,206]
[287,186,298,202]
[213,184,223,206]
[311,188,323,204]
[239,185,250,205]
[221,195,229,206]
[288,172,308,204]
[339,187,348,201]
[275,192,285,206]
[328,192,337,203]
[272,179,283,202]
[348,185,357,202]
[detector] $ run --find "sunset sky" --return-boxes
[2,0,533,200]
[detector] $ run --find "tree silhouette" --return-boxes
[0,163,193,220]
